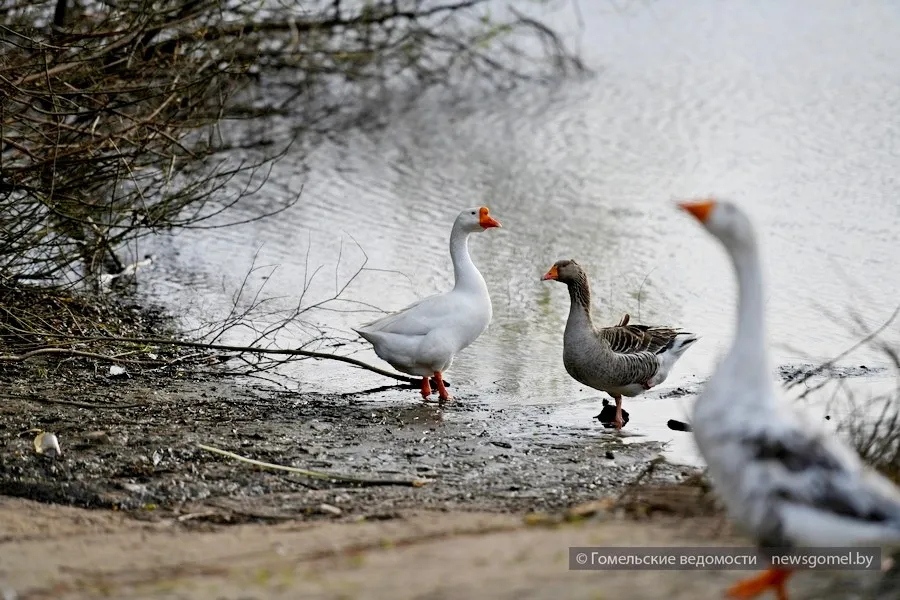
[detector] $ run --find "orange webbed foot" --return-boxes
[726,568,791,600]
[420,377,432,400]
[434,371,452,402]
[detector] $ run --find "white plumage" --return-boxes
[680,198,900,600]
[354,206,501,401]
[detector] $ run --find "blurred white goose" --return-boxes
[542,259,697,430]
[354,207,501,402]
[679,198,900,600]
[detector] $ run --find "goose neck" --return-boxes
[727,239,770,373]
[449,223,484,292]
[566,272,594,327]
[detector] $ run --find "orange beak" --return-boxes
[677,199,716,223]
[542,265,558,281]
[479,207,502,229]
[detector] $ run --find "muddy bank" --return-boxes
[0,343,891,521]
[0,363,692,521]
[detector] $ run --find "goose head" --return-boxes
[677,198,757,252]
[541,259,584,283]
[457,206,502,233]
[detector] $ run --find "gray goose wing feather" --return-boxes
[600,323,682,355]
[589,323,674,385]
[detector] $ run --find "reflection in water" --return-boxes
[142,0,900,464]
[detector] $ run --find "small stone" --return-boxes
[85,431,110,444]
[34,432,62,458]
[122,482,148,494]
[605,451,615,460]
[108,365,128,377]
[318,503,342,516]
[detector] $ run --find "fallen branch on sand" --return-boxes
[197,443,431,487]
[2,393,145,410]
[5,333,423,385]
[0,346,170,365]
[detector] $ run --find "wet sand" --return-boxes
[0,365,683,517]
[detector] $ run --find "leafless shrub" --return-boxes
[828,342,900,480]
[182,236,396,385]
[0,0,583,367]
[786,306,900,480]
[0,237,424,388]
[1,0,583,285]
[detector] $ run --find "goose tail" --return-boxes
[656,332,698,372]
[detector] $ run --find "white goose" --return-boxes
[679,198,900,600]
[354,207,501,402]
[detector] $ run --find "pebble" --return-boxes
[318,503,342,516]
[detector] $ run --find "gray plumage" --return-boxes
[547,259,698,399]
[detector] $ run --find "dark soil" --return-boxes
[0,364,692,523]
[0,283,692,523]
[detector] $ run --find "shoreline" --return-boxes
[0,366,690,517]
[1,287,897,599]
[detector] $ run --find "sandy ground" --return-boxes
[1,494,898,600]
[0,297,895,600]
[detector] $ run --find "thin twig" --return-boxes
[0,346,169,365]
[2,393,145,409]
[783,303,900,390]
[30,333,418,383]
[636,267,657,323]
[197,443,431,487]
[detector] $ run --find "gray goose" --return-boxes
[542,259,698,429]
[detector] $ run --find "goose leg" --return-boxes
[420,377,432,399]
[726,568,791,600]
[614,395,624,430]
[434,371,452,402]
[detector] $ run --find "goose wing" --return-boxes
[599,323,682,355]
[740,425,900,544]
[356,296,434,336]
[355,293,463,338]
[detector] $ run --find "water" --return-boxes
[140,0,900,465]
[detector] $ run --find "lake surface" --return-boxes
[141,0,900,465]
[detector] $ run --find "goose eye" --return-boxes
[471,211,476,215]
